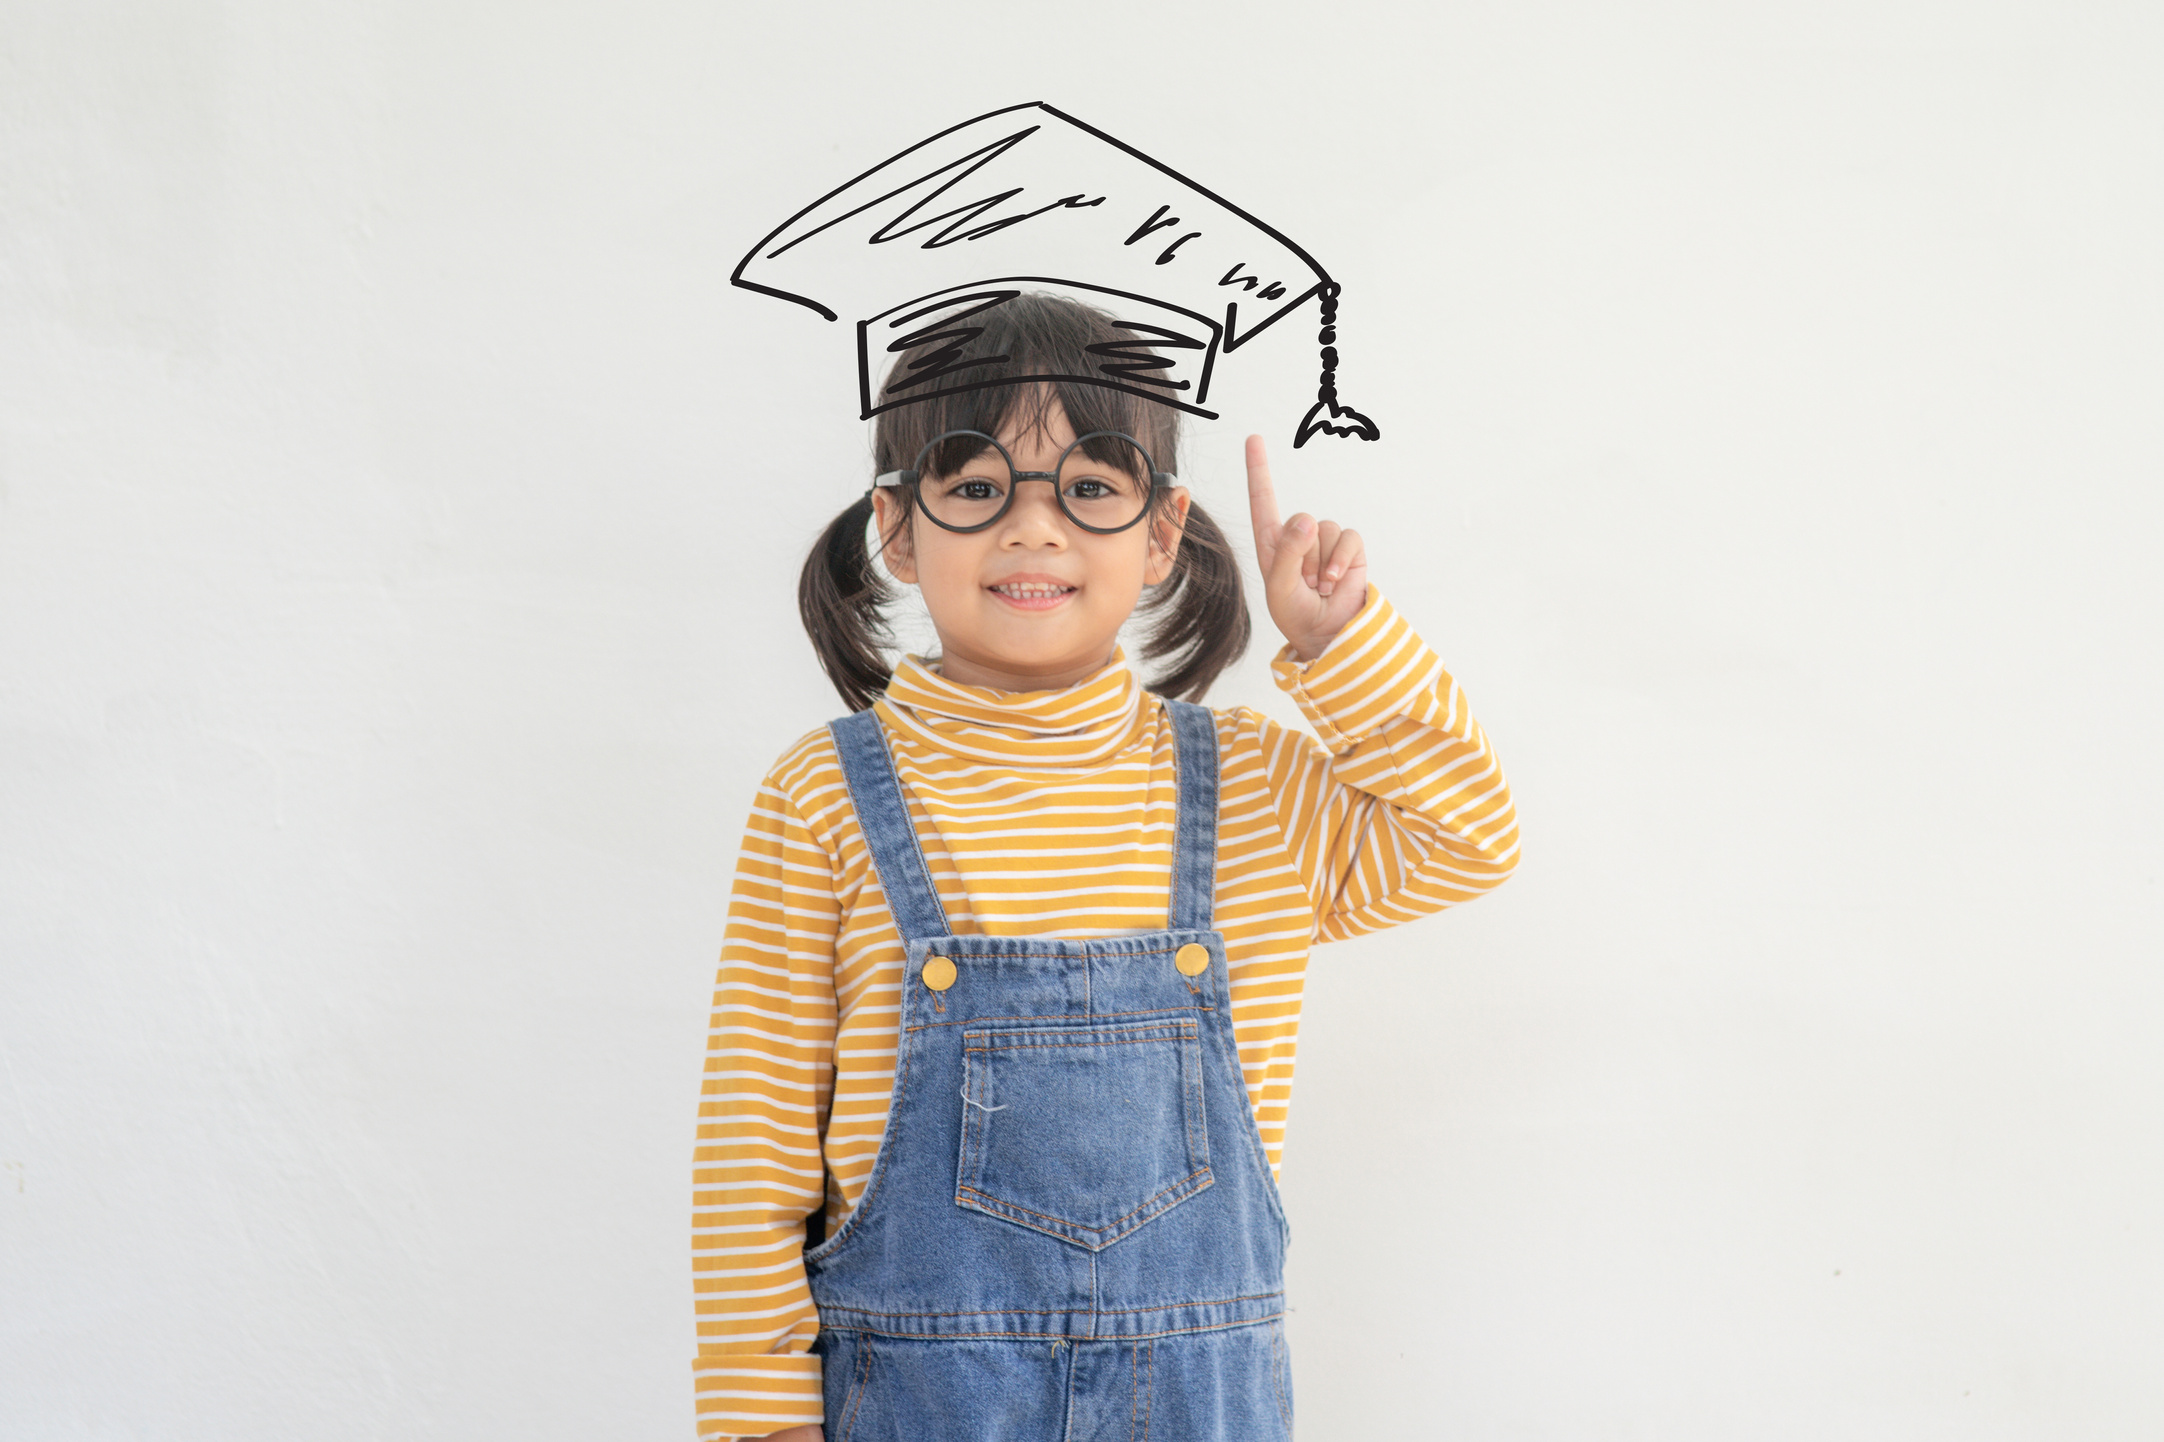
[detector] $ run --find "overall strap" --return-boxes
[827,710,952,943]
[1162,698,1221,932]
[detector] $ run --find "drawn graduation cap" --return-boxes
[734,101,1380,448]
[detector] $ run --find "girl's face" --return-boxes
[871,398,1189,693]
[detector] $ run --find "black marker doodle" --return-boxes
[735,102,1381,449]
[1125,205,1182,247]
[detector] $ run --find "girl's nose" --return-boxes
[997,482,1068,546]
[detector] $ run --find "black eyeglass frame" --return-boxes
[872,429,1177,536]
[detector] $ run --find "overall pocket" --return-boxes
[956,1016,1212,1250]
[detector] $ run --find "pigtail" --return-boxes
[797,493,898,713]
[1136,499,1251,701]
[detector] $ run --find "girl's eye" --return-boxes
[934,474,1008,502]
[1065,477,1123,500]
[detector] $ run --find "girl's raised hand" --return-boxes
[1245,434,1369,662]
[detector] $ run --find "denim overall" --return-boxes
[807,700,1294,1441]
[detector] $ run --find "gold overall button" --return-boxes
[922,956,957,991]
[1175,943,1210,977]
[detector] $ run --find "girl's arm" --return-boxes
[1241,438,1521,936]
[1246,584,1521,936]
[692,763,840,1441]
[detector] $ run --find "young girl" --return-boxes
[694,294,1519,1441]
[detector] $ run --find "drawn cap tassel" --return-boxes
[1294,282,1380,448]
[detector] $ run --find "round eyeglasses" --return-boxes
[873,430,1175,535]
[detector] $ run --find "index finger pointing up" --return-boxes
[1245,434,1281,565]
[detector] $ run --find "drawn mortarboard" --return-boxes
[734,102,1380,448]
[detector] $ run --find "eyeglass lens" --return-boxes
[914,432,1153,533]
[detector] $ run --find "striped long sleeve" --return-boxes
[692,588,1517,1438]
[691,786,838,1438]
[1258,584,1521,938]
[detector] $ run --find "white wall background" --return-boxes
[4,2,2160,1437]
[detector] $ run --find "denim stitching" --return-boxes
[1183,1034,1208,1170]
[815,1289,1283,1320]
[1263,1316,1281,1429]
[967,1018,1196,1037]
[963,1034,1190,1053]
[958,1049,983,1196]
[958,1170,1209,1230]
[901,941,1204,962]
[1129,1338,1140,1442]
[816,1312,1286,1342]
[909,1004,1212,1034]
[1140,1336,1154,1442]
[838,1335,870,1442]
[961,1018,1198,1041]
[953,1195,1177,1252]
[955,1166,1212,1240]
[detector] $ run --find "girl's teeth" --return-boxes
[996,584,1070,597]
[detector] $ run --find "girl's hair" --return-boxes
[798,292,1252,712]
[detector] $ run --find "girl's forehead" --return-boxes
[992,390,1075,453]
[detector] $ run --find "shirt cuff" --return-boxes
[694,1349,824,1440]
[1269,585,1441,753]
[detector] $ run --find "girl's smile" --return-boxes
[985,573,1079,610]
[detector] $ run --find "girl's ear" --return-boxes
[869,487,919,584]
[1144,487,1192,586]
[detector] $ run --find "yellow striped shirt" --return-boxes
[693,588,1519,1438]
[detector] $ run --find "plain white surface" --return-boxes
[4,3,2161,1437]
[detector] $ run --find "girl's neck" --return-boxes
[931,646,1119,694]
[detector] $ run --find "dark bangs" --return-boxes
[872,295,1181,478]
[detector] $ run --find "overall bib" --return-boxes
[807,700,1295,1441]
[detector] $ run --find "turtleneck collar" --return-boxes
[874,648,1149,766]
